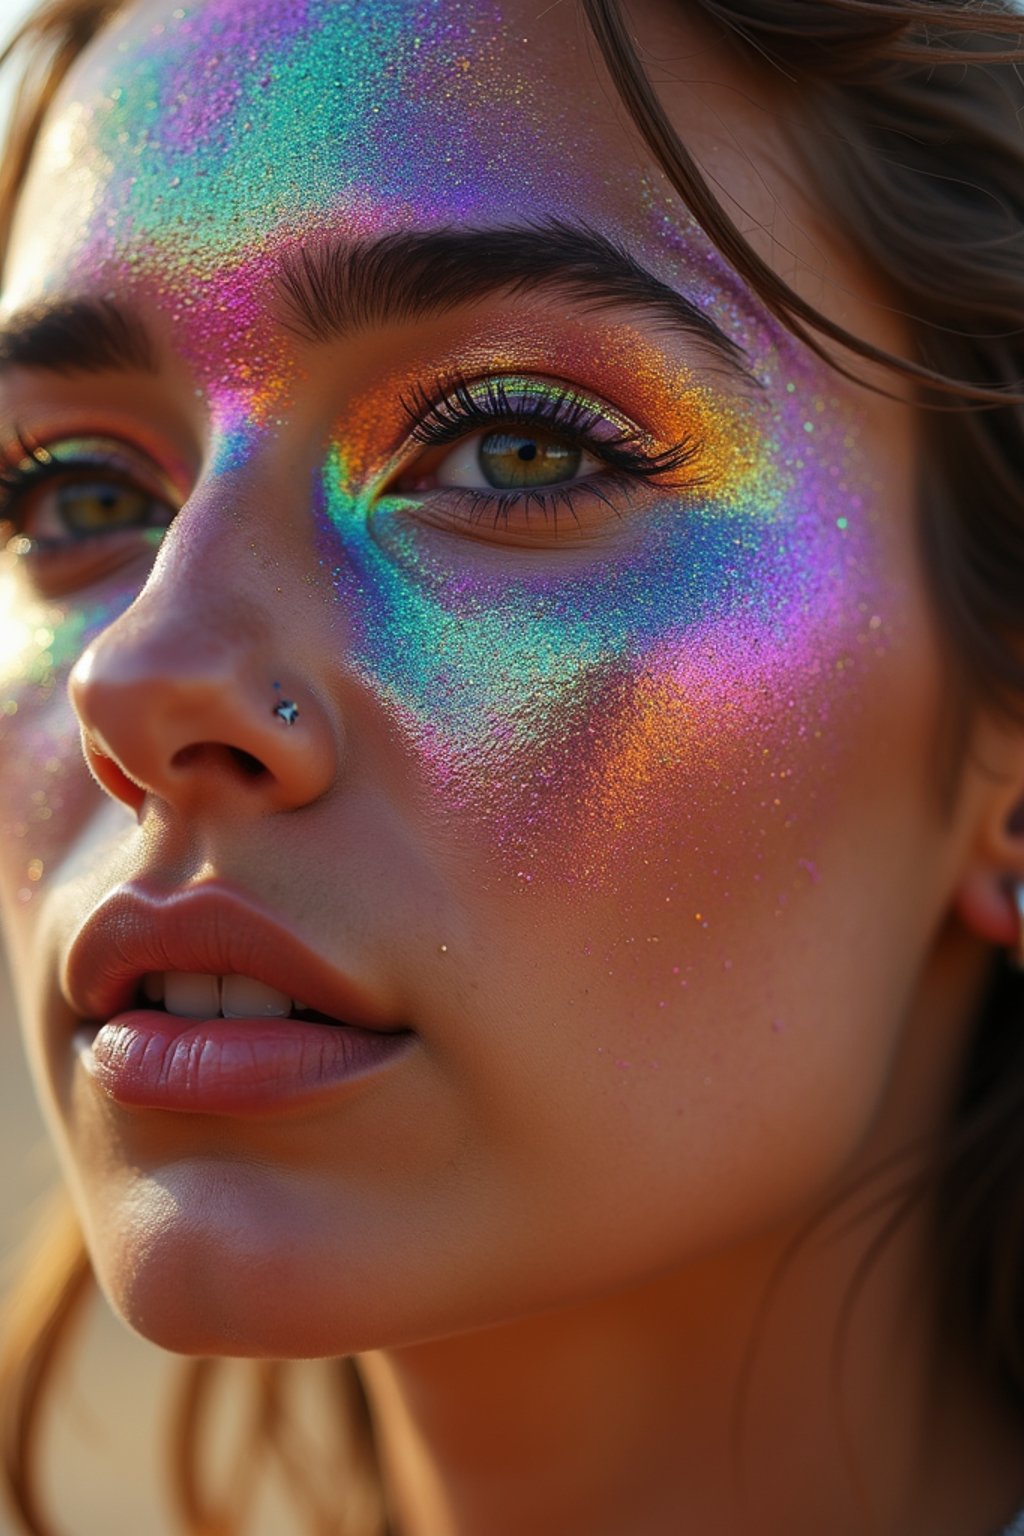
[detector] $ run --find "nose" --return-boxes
[67,526,339,821]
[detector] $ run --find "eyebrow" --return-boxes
[0,296,156,375]
[277,220,751,375]
[0,221,751,382]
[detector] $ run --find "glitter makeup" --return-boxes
[0,0,898,907]
[314,337,883,883]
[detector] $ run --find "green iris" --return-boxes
[56,479,151,533]
[478,431,582,490]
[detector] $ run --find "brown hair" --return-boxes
[1,1,1023,1532]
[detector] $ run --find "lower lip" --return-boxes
[75,1010,414,1116]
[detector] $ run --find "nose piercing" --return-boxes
[272,680,299,726]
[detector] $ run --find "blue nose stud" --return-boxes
[272,681,299,726]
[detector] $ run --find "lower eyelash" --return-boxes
[411,471,638,533]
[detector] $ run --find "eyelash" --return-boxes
[404,373,697,474]
[397,373,701,524]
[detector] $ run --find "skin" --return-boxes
[1,0,1024,1532]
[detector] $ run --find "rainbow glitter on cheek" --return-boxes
[316,355,885,886]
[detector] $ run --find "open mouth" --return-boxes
[77,967,415,1112]
[133,971,350,1027]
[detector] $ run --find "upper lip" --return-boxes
[62,881,400,1030]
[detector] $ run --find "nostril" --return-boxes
[171,743,268,778]
[231,746,267,777]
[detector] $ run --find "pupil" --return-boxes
[59,480,147,532]
[478,430,581,490]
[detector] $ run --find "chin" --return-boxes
[92,1234,408,1359]
[76,1169,427,1359]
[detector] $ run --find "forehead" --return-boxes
[3,0,903,386]
[6,0,660,301]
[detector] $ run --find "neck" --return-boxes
[357,931,1024,1536]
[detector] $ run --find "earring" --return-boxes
[271,680,299,726]
[1014,883,1024,970]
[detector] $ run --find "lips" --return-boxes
[61,881,413,1114]
[63,879,400,1033]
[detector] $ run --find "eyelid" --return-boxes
[399,372,649,452]
[0,431,180,500]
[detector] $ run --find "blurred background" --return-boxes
[0,0,33,138]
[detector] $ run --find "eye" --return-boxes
[0,436,177,550]
[34,477,161,539]
[381,373,702,545]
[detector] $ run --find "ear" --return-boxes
[954,767,1024,952]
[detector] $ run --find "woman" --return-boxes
[0,0,1022,1532]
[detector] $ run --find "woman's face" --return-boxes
[0,0,963,1354]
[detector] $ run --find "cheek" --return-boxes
[0,570,131,940]
[317,387,917,893]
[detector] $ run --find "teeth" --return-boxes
[163,972,221,1019]
[153,972,294,1019]
[220,975,292,1018]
